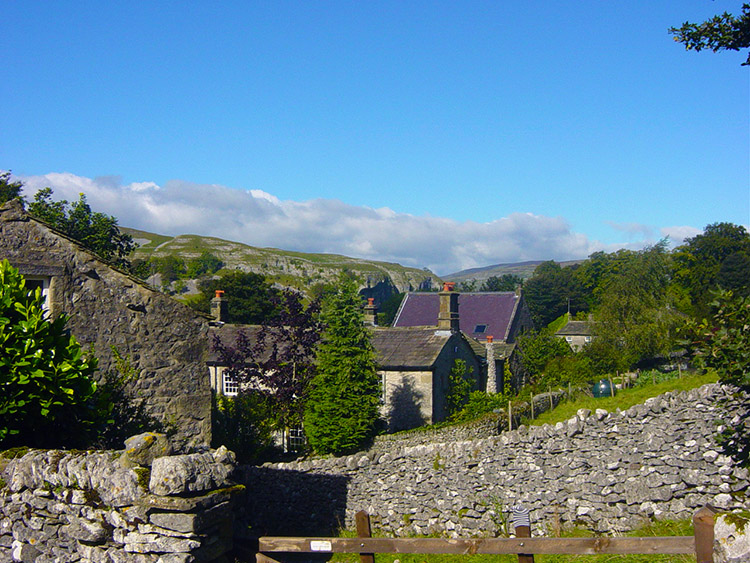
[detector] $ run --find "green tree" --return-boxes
[591,242,682,372]
[186,251,224,278]
[446,359,474,419]
[523,261,589,328]
[304,274,381,455]
[0,260,104,448]
[0,171,24,204]
[28,187,136,270]
[686,289,750,466]
[480,274,523,292]
[670,3,750,65]
[672,222,750,315]
[191,270,280,324]
[517,330,572,383]
[377,292,404,326]
[212,392,276,464]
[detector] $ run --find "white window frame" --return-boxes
[222,372,239,396]
[24,276,51,311]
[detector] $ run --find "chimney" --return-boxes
[485,335,497,394]
[210,290,228,323]
[363,297,377,326]
[437,282,460,332]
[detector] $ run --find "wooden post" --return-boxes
[356,510,374,563]
[512,505,534,563]
[548,388,553,410]
[693,506,716,563]
[530,397,534,420]
[508,401,513,431]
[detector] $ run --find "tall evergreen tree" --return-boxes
[304,274,381,455]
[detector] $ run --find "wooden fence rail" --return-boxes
[257,506,716,563]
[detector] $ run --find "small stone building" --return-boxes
[555,319,593,351]
[0,200,212,451]
[371,326,482,432]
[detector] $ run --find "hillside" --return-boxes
[444,259,584,284]
[122,227,440,299]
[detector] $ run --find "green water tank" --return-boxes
[593,379,613,398]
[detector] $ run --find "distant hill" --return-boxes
[121,227,440,302]
[444,259,584,284]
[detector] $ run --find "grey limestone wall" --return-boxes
[0,201,212,451]
[0,444,239,562]
[240,384,749,538]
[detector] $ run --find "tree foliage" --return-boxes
[377,292,404,326]
[27,187,136,270]
[0,171,24,204]
[212,392,276,464]
[517,330,572,383]
[673,222,750,314]
[214,290,322,428]
[670,3,750,65]
[304,274,381,455]
[0,260,105,448]
[446,359,474,419]
[192,270,280,324]
[591,242,682,372]
[523,262,589,328]
[686,289,750,467]
[480,274,523,292]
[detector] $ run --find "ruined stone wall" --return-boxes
[0,201,212,450]
[239,384,749,538]
[0,445,239,562]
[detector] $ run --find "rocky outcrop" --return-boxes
[240,384,750,538]
[0,443,240,562]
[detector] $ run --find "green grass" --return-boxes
[326,519,695,563]
[529,370,718,427]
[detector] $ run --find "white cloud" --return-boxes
[659,225,702,245]
[17,172,659,275]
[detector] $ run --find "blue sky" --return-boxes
[3,1,748,275]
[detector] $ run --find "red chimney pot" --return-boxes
[443,282,455,292]
[215,290,224,299]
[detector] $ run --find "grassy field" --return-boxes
[529,370,718,428]
[324,518,695,563]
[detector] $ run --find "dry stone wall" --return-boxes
[0,442,240,562]
[241,383,750,538]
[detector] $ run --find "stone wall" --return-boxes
[0,440,240,562]
[239,383,750,538]
[0,201,212,451]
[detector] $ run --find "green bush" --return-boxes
[0,260,105,448]
[212,392,276,464]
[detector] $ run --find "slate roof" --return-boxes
[369,327,453,369]
[392,292,521,341]
[555,320,592,336]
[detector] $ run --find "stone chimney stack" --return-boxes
[485,335,497,394]
[210,290,228,323]
[363,297,377,326]
[438,282,460,332]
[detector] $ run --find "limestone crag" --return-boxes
[241,383,750,538]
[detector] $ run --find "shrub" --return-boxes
[0,259,105,448]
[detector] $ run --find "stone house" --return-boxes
[555,319,593,351]
[371,326,482,432]
[391,284,534,393]
[0,200,212,451]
